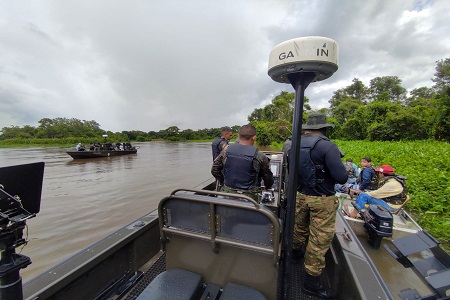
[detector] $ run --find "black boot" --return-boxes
[292,247,305,264]
[302,273,335,299]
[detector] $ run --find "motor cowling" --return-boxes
[362,204,393,249]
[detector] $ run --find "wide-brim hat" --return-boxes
[302,113,335,130]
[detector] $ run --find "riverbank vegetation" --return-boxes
[1,58,449,250]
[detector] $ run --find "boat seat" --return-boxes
[219,282,266,300]
[137,269,267,300]
[387,194,410,214]
[136,269,203,300]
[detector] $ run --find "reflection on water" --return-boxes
[0,142,213,282]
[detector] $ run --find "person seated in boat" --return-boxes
[211,124,274,202]
[335,158,360,193]
[76,143,86,151]
[343,164,407,218]
[345,158,360,185]
[124,141,133,150]
[105,141,114,150]
[93,140,101,151]
[115,141,122,150]
[347,157,378,196]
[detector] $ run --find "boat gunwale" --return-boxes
[23,210,159,299]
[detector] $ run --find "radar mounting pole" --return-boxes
[282,71,315,299]
[267,36,339,300]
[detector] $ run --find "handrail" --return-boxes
[170,188,261,209]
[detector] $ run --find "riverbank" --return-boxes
[0,137,214,148]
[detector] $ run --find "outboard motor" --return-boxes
[361,204,393,249]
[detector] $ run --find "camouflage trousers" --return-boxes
[293,192,339,276]
[222,185,260,202]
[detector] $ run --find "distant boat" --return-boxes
[66,148,137,159]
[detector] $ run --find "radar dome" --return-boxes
[268,36,338,83]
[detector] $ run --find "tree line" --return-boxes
[1,58,449,145]
[249,58,450,145]
[0,117,242,144]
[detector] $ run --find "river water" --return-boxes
[0,142,213,282]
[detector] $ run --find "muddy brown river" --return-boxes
[0,142,212,282]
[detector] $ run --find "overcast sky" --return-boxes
[1,1,449,133]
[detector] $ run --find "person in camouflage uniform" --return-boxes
[211,124,273,202]
[211,127,233,160]
[292,113,348,299]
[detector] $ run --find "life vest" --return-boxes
[212,137,228,160]
[223,143,258,190]
[379,175,407,205]
[298,135,326,188]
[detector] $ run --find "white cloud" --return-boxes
[1,0,449,132]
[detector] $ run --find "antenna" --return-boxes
[268,36,338,83]
[268,36,338,300]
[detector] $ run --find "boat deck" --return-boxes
[338,196,438,300]
[124,252,324,300]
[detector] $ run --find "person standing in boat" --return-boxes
[211,124,274,202]
[281,135,292,155]
[211,126,233,160]
[343,164,407,218]
[93,140,101,151]
[292,113,348,299]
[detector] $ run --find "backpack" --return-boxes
[358,166,380,190]
[369,166,381,188]
[380,175,408,204]
[344,161,355,178]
